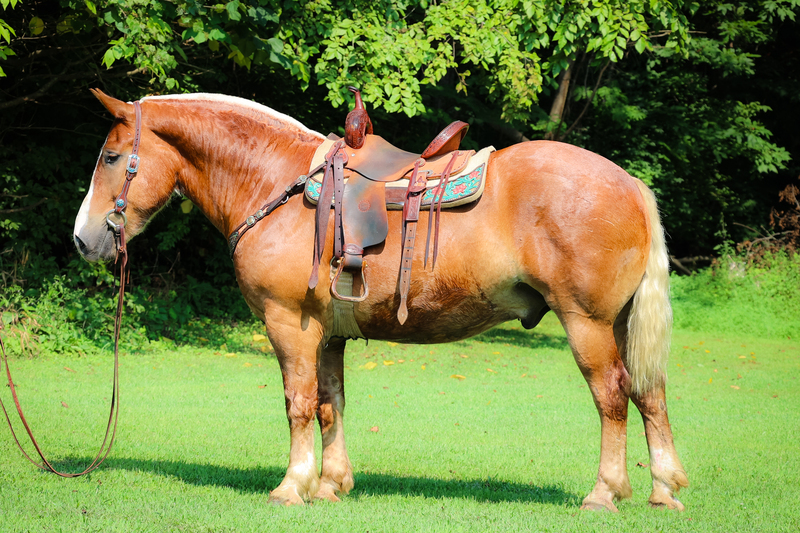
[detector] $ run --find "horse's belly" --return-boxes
[356,279,546,344]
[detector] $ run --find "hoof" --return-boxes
[268,488,306,506]
[313,483,341,502]
[649,478,686,511]
[649,497,685,511]
[581,498,619,512]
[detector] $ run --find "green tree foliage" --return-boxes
[0,0,19,78]
[0,0,798,326]
[278,0,695,121]
[556,0,798,253]
[0,0,696,117]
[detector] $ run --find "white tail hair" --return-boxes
[627,180,673,395]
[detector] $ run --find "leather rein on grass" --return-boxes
[0,101,142,477]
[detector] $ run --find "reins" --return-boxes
[0,100,142,477]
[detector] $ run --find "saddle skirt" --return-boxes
[305,136,495,210]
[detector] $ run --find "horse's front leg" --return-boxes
[266,307,324,505]
[314,337,354,502]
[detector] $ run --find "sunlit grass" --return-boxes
[1,314,798,532]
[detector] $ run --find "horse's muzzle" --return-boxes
[74,233,91,257]
[74,225,116,263]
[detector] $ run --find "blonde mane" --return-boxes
[141,93,325,141]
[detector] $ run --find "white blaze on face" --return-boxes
[74,146,105,237]
[73,175,96,237]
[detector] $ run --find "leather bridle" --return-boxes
[106,100,142,232]
[0,100,142,477]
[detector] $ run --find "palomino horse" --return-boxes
[73,90,688,511]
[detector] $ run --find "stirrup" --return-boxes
[330,258,369,303]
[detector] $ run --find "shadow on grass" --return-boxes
[61,456,581,506]
[350,471,581,506]
[470,328,569,351]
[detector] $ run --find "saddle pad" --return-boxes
[305,142,495,210]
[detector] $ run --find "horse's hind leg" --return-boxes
[630,386,688,509]
[560,312,633,512]
[314,337,354,502]
[616,300,687,509]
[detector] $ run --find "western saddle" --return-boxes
[309,87,474,324]
[228,87,476,325]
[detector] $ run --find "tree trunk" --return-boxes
[544,60,574,141]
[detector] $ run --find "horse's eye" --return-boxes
[105,153,121,165]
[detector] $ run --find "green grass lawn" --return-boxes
[1,313,798,532]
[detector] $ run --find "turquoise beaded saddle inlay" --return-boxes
[305,163,487,210]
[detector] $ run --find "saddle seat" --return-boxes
[324,133,475,184]
[306,135,488,209]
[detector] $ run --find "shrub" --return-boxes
[671,250,800,340]
[1,260,259,357]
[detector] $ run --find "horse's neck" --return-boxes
[150,97,324,235]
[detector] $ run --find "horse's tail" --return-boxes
[627,179,672,395]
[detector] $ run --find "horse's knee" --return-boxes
[285,391,318,428]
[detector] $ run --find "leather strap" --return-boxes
[112,101,142,214]
[397,159,428,324]
[228,167,318,258]
[332,151,346,261]
[0,99,145,477]
[309,141,345,289]
[1,209,127,479]
[424,151,460,269]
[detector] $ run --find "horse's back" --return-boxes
[487,141,646,215]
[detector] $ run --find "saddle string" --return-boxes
[424,151,460,270]
[0,100,143,477]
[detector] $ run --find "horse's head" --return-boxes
[74,89,180,262]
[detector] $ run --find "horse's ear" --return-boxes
[90,88,133,120]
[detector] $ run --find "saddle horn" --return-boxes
[344,86,373,150]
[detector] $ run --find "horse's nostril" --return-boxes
[74,234,89,255]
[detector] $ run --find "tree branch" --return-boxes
[0,198,48,215]
[560,60,611,142]
[544,59,575,141]
[0,66,144,111]
[0,64,69,111]
[669,256,692,276]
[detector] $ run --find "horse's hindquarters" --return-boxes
[494,141,651,320]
